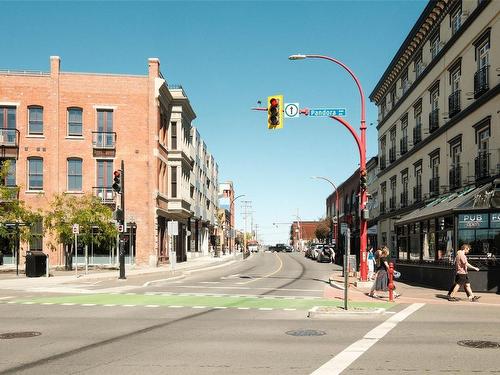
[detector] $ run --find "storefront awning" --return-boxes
[395,184,492,226]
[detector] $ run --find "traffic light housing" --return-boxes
[267,95,283,129]
[360,170,367,190]
[112,170,122,194]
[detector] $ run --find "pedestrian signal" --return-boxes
[360,170,367,190]
[267,95,283,129]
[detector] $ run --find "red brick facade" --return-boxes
[0,56,177,265]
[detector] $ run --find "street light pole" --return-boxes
[230,194,245,253]
[290,54,368,281]
[311,176,339,250]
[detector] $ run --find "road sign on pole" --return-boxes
[308,108,346,117]
[284,103,300,118]
[72,224,79,235]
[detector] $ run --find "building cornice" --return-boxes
[371,0,490,109]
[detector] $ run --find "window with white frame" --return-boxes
[28,157,43,190]
[28,106,43,135]
[451,6,461,35]
[68,108,83,136]
[67,158,83,191]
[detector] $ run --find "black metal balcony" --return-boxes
[389,147,396,163]
[449,165,462,190]
[429,177,440,197]
[400,191,408,208]
[92,187,115,204]
[379,157,386,170]
[0,129,19,147]
[429,109,439,133]
[448,90,461,118]
[413,185,422,202]
[92,132,116,149]
[400,137,408,155]
[475,151,490,180]
[413,125,422,146]
[474,65,489,99]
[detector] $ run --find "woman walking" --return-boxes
[369,247,399,298]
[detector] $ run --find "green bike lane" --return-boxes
[4,292,392,311]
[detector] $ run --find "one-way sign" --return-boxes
[309,108,346,117]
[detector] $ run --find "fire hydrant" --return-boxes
[388,262,395,302]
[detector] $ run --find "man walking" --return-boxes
[447,244,480,302]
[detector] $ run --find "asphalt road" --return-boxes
[0,252,499,374]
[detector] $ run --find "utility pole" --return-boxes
[241,200,252,252]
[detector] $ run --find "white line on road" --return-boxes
[173,285,322,292]
[81,304,96,306]
[199,281,220,284]
[168,305,184,308]
[192,306,207,309]
[0,296,13,300]
[310,303,425,375]
[237,307,250,310]
[258,308,273,311]
[145,305,159,308]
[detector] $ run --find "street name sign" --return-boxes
[309,108,346,117]
[284,103,300,118]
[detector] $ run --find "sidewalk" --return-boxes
[0,253,241,291]
[324,271,500,306]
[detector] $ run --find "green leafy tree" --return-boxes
[0,161,41,244]
[315,218,331,242]
[44,193,118,252]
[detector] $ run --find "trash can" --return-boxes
[25,251,47,277]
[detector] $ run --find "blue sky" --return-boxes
[1,0,427,244]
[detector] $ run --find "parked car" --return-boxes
[317,245,335,263]
[311,244,324,260]
[285,245,293,252]
[273,243,287,252]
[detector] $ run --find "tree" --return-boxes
[44,193,118,253]
[315,218,331,242]
[0,161,41,244]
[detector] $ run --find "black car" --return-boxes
[316,246,335,263]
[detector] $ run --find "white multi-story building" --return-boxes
[370,0,499,291]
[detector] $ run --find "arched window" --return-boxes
[28,105,43,135]
[67,158,83,191]
[67,107,83,136]
[27,157,43,190]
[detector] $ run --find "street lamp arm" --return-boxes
[330,115,364,167]
[231,194,246,204]
[302,54,366,129]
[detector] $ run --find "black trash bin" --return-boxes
[25,251,47,277]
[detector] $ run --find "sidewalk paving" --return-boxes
[324,271,500,306]
[0,253,241,291]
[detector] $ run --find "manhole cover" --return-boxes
[286,329,326,337]
[0,332,41,339]
[458,340,500,349]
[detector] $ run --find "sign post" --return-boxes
[343,227,350,310]
[72,224,79,277]
[168,221,178,272]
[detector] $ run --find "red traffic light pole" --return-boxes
[289,54,368,282]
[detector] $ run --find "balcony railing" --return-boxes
[0,129,19,147]
[474,65,489,98]
[429,109,439,133]
[379,157,386,170]
[389,147,396,163]
[449,165,462,190]
[380,201,386,214]
[389,197,396,211]
[93,187,115,204]
[92,132,116,149]
[475,151,490,180]
[413,185,422,203]
[448,90,461,118]
[429,177,440,196]
[413,125,422,146]
[400,191,408,208]
[400,137,408,155]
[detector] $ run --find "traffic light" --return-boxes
[267,95,283,129]
[112,170,122,193]
[360,170,367,190]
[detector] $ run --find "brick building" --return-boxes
[0,56,219,267]
[290,221,321,251]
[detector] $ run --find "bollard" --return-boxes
[46,254,49,278]
[388,262,394,302]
